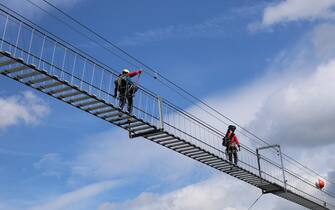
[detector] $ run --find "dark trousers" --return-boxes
[227,146,238,164]
[119,93,133,113]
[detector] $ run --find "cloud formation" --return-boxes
[118,15,232,46]
[249,57,335,147]
[117,3,266,47]
[188,22,335,150]
[0,91,49,130]
[98,175,304,210]
[28,180,119,210]
[262,0,335,26]
[71,130,203,183]
[34,153,67,177]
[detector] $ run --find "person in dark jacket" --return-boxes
[114,69,142,113]
[222,125,241,164]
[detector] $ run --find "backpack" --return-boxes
[222,132,235,147]
[116,75,128,93]
[127,82,138,96]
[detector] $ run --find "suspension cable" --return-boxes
[248,193,263,210]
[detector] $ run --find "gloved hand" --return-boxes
[238,145,241,151]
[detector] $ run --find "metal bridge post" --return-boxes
[256,148,262,178]
[278,145,287,192]
[256,148,264,193]
[158,96,164,130]
[256,144,287,193]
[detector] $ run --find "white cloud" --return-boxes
[34,153,67,177]
[249,58,335,147]
[188,22,335,150]
[118,15,233,46]
[28,180,119,210]
[71,130,203,183]
[117,4,269,47]
[98,175,304,210]
[312,23,335,58]
[0,91,49,129]
[119,3,267,46]
[262,0,335,26]
[171,22,335,207]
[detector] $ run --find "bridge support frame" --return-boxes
[256,144,287,193]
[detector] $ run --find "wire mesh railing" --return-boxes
[0,6,334,209]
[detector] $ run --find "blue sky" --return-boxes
[1,0,335,210]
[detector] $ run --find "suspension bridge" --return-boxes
[0,5,334,210]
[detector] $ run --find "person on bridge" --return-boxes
[222,125,241,164]
[114,68,142,114]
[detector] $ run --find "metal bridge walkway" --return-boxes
[0,6,334,210]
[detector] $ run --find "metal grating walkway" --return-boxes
[0,5,334,210]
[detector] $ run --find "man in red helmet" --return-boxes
[222,125,241,164]
[114,68,142,113]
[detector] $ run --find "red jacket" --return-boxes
[127,70,142,77]
[228,131,240,146]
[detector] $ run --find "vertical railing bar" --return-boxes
[278,146,287,192]
[173,109,176,135]
[38,35,46,69]
[151,98,155,125]
[107,74,112,103]
[138,89,143,119]
[80,59,86,90]
[50,41,56,75]
[144,94,147,122]
[90,64,96,94]
[113,75,117,105]
[13,22,22,57]
[147,96,152,123]
[61,48,67,80]
[0,15,9,50]
[146,95,150,123]
[99,70,104,98]
[155,98,158,126]
[27,28,34,64]
[71,54,77,84]
[145,93,149,121]
[143,92,147,120]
